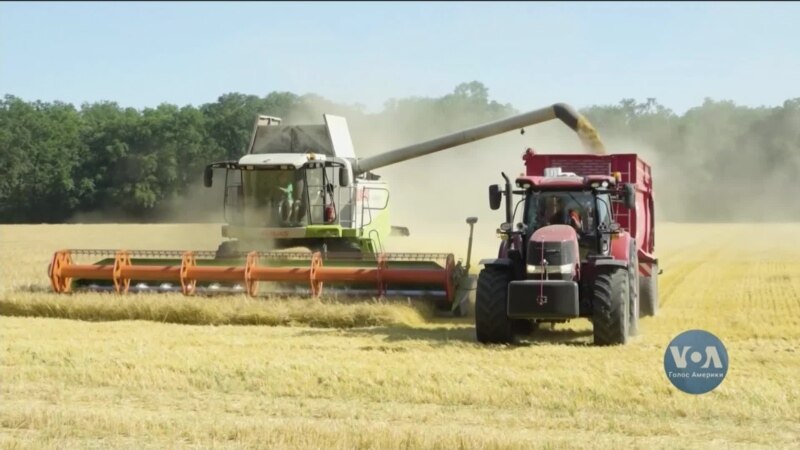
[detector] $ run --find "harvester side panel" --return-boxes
[522,151,655,261]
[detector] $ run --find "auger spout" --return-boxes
[352,103,605,175]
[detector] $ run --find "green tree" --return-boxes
[0,96,90,222]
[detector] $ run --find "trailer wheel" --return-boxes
[475,266,516,344]
[639,263,659,317]
[592,266,630,346]
[628,244,640,337]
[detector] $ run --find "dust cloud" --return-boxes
[70,93,797,261]
[67,180,226,225]
[346,112,591,260]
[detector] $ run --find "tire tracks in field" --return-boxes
[657,229,736,308]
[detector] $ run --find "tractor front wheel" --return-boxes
[592,266,630,346]
[475,266,516,344]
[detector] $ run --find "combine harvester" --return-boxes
[48,103,606,314]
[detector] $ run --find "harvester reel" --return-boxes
[180,252,198,295]
[244,252,259,297]
[112,251,132,294]
[48,250,73,293]
[310,252,323,296]
[47,249,461,306]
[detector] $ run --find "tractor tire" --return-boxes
[475,266,516,344]
[628,243,640,337]
[639,263,659,317]
[592,266,630,346]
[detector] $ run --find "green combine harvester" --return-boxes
[48,103,603,315]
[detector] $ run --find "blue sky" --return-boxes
[1,1,798,114]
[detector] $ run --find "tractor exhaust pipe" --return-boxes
[501,172,513,224]
[465,217,478,273]
[353,103,605,175]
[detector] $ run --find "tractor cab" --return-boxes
[517,168,635,259]
[489,167,636,263]
[523,189,612,259]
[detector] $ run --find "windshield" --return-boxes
[240,167,327,227]
[250,125,335,156]
[525,191,597,234]
[524,190,615,258]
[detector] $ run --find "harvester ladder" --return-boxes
[368,229,385,254]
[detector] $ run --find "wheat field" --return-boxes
[1,223,799,449]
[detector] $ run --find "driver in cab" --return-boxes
[540,196,584,236]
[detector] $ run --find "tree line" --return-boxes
[1,81,798,223]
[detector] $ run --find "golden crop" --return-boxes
[1,223,798,449]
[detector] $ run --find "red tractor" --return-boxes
[475,148,659,345]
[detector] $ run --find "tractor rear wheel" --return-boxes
[592,266,630,346]
[639,263,659,317]
[475,266,516,344]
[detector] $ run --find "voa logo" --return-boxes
[663,329,728,394]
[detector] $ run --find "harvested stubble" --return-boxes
[1,223,799,449]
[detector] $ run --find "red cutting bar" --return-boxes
[121,265,182,281]
[61,264,115,280]
[248,266,314,282]
[381,269,447,285]
[244,251,322,296]
[315,267,381,283]
[185,266,245,282]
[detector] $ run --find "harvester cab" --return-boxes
[203,114,392,257]
[476,147,659,346]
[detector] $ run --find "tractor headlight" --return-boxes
[526,263,575,275]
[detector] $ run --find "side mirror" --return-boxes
[203,166,213,188]
[339,166,351,187]
[489,185,502,210]
[623,184,636,210]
